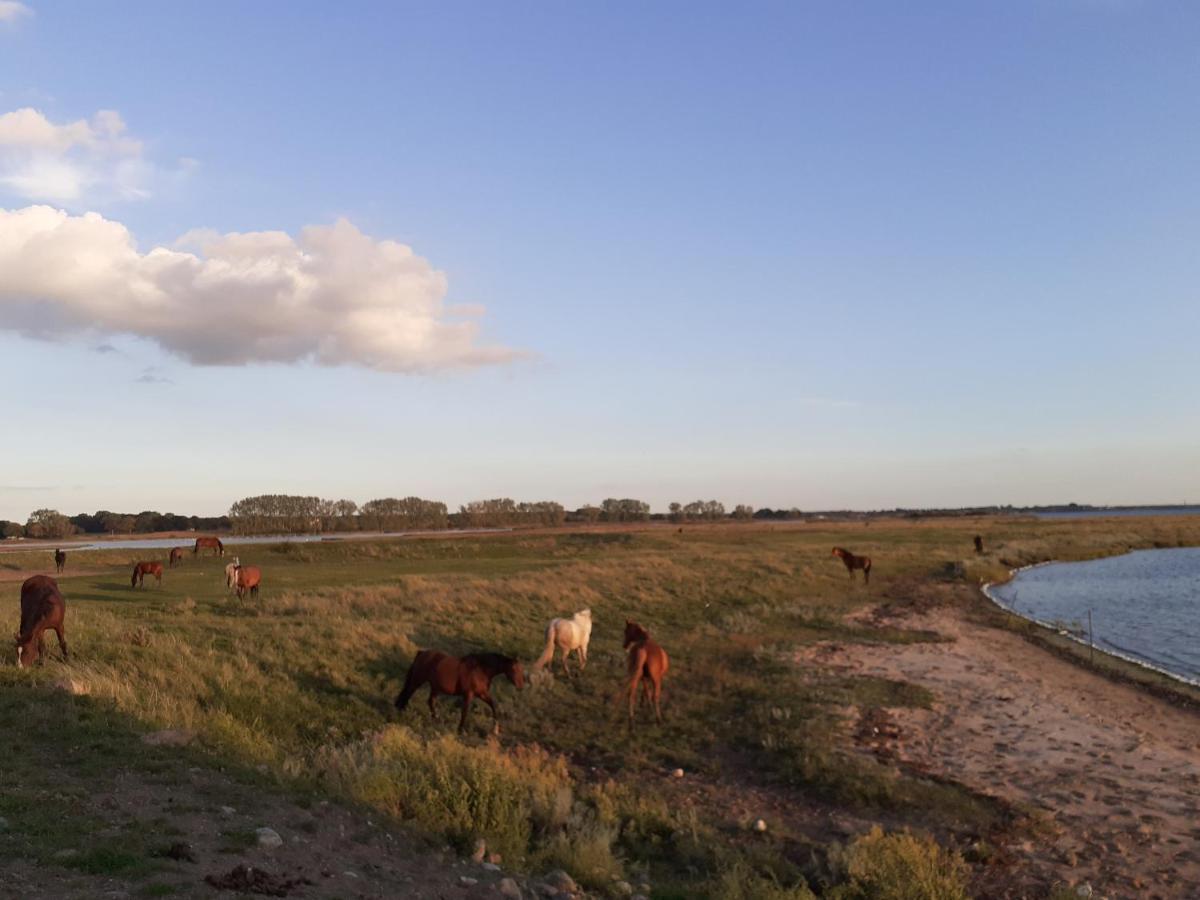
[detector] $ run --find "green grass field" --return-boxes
[3,516,1199,897]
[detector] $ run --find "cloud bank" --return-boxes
[0,205,519,372]
[0,107,158,203]
[0,2,31,23]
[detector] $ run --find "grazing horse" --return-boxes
[131,561,163,588]
[534,608,592,676]
[394,650,526,734]
[16,575,67,668]
[623,620,668,725]
[235,565,261,600]
[53,549,66,573]
[974,535,984,554]
[224,557,241,591]
[832,547,872,584]
[169,546,185,567]
[193,536,224,557]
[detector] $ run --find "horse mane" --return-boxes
[464,652,518,668]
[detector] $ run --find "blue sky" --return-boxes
[0,1,1197,520]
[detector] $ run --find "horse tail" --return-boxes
[534,621,557,670]
[216,538,225,555]
[394,653,425,711]
[864,558,872,584]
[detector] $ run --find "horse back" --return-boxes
[19,576,64,636]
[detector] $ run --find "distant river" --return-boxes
[987,548,1200,684]
[1034,506,1200,519]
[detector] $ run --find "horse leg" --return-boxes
[579,644,588,670]
[55,627,68,661]
[36,635,46,666]
[560,646,571,678]
[627,671,642,725]
[428,688,440,720]
[459,692,474,733]
[652,676,664,723]
[480,692,500,735]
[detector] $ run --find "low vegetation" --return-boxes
[3,515,1199,896]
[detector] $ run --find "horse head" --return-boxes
[14,632,33,668]
[624,620,648,648]
[507,659,527,690]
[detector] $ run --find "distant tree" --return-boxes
[681,500,725,522]
[25,508,75,539]
[600,498,650,522]
[134,510,163,533]
[577,505,602,524]
[732,504,754,521]
[0,521,23,538]
[668,502,684,524]
[100,513,136,534]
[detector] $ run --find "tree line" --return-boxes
[0,497,807,541]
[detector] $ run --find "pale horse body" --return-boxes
[534,609,593,675]
[224,557,241,591]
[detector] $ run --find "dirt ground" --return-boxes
[799,607,1200,899]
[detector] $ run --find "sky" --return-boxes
[1,0,1198,520]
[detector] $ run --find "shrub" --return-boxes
[828,827,969,900]
[710,863,816,899]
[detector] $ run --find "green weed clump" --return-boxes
[828,827,969,900]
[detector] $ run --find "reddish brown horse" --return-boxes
[169,546,185,567]
[16,575,67,668]
[974,535,984,554]
[131,561,163,588]
[193,536,224,557]
[234,565,261,600]
[54,548,66,573]
[623,620,669,725]
[395,650,526,733]
[832,547,872,584]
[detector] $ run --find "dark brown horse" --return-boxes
[235,565,261,600]
[832,547,872,584]
[974,535,984,554]
[193,536,224,557]
[16,575,67,667]
[169,546,185,567]
[131,561,163,588]
[54,548,66,573]
[623,620,668,725]
[394,650,526,733]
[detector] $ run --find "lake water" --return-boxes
[987,548,1200,684]
[1,528,510,554]
[1034,506,1200,519]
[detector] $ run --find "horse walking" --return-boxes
[831,547,872,584]
[16,575,67,667]
[534,609,592,676]
[395,650,525,734]
[53,549,66,574]
[169,547,185,567]
[623,620,668,725]
[131,561,163,588]
[193,536,224,557]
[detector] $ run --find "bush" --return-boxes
[828,827,969,900]
[710,863,816,899]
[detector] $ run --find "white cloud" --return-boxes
[0,2,31,23]
[0,205,521,372]
[0,107,159,203]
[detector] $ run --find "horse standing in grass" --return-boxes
[974,535,984,554]
[53,549,66,573]
[16,575,67,668]
[395,650,526,734]
[169,547,185,567]
[623,620,668,725]
[224,557,241,591]
[131,561,163,588]
[235,565,261,600]
[534,608,592,676]
[831,547,872,584]
[193,536,224,557]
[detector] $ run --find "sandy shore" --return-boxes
[804,606,1200,898]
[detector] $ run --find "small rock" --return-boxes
[671,768,684,778]
[0,815,9,832]
[342,871,360,878]
[459,875,478,886]
[141,729,195,747]
[753,818,768,832]
[219,805,236,816]
[481,862,501,872]
[498,878,523,899]
[471,837,487,863]
[1075,885,1093,899]
[255,827,283,849]
[544,870,577,893]
[612,881,633,896]
[53,848,79,860]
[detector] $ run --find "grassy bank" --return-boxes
[3,516,1199,896]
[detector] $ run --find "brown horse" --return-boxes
[193,536,224,557]
[394,650,526,734]
[169,546,185,567]
[235,565,261,600]
[53,548,66,573]
[131,561,163,588]
[974,535,984,554]
[832,547,871,584]
[623,620,668,725]
[16,575,67,668]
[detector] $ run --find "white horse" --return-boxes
[224,557,241,591]
[534,609,593,675]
